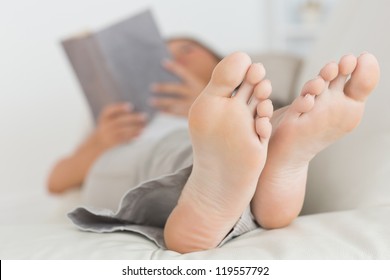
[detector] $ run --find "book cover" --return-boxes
[62,10,180,121]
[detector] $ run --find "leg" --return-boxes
[251,53,380,229]
[164,52,273,253]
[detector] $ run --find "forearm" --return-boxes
[47,132,107,194]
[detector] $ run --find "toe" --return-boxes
[344,52,380,102]
[249,79,272,114]
[339,54,358,76]
[300,77,326,96]
[290,94,315,116]
[256,117,272,143]
[254,79,272,100]
[319,62,338,82]
[206,52,252,97]
[256,99,274,118]
[329,54,357,91]
[234,63,266,102]
[257,99,274,118]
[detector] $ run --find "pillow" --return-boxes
[296,0,390,214]
[250,53,302,109]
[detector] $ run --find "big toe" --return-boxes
[206,52,252,97]
[344,53,380,102]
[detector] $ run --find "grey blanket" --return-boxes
[68,128,258,248]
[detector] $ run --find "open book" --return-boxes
[61,10,180,121]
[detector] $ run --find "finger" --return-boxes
[104,123,144,144]
[110,113,148,128]
[158,104,189,117]
[151,83,188,96]
[100,103,133,122]
[114,126,144,143]
[162,60,199,85]
[149,96,186,109]
[151,98,190,117]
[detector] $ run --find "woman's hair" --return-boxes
[166,36,222,62]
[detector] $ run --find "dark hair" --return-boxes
[165,36,222,62]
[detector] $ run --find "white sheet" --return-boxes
[1,189,389,259]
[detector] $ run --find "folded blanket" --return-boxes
[68,129,258,248]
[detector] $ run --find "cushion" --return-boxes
[250,53,302,109]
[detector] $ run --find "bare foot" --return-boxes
[251,53,380,229]
[164,52,273,253]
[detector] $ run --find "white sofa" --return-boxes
[1,0,389,259]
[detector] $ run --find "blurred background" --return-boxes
[0,0,337,194]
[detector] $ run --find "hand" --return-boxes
[150,60,207,117]
[94,103,147,149]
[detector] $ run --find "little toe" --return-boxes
[329,54,357,91]
[206,52,252,97]
[344,52,380,102]
[234,63,266,102]
[300,77,326,96]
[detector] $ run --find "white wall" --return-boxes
[266,0,337,56]
[0,0,268,193]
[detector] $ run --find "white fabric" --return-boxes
[1,192,389,259]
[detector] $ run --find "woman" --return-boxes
[49,37,380,253]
